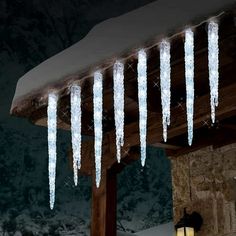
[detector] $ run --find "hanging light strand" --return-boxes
[70,84,82,186]
[208,20,219,123]
[113,61,125,163]
[160,39,171,142]
[185,28,194,146]
[44,15,222,202]
[47,92,58,210]
[137,49,147,167]
[93,71,103,188]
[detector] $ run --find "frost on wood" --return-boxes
[70,84,82,186]
[208,20,219,123]
[47,92,58,210]
[137,49,147,167]
[93,71,103,188]
[160,39,171,142]
[185,28,194,146]
[113,61,125,163]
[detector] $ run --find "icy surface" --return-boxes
[12,0,235,104]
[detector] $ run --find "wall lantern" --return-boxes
[175,208,203,236]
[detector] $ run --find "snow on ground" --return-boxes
[136,222,174,236]
[118,231,135,236]
[12,0,236,105]
[117,222,174,236]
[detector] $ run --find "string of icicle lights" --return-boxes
[46,18,220,208]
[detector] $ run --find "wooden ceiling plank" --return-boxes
[109,83,236,153]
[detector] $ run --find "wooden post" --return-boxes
[91,168,117,236]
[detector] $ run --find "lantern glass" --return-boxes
[177,227,194,236]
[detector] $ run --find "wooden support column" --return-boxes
[91,168,117,236]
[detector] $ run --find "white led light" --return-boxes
[93,71,103,188]
[185,28,194,146]
[137,49,147,167]
[113,61,124,163]
[160,39,171,142]
[70,84,82,186]
[208,20,219,123]
[47,92,58,210]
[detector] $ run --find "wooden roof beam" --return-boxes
[69,83,236,175]
[107,83,236,156]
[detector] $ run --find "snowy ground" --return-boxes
[136,222,174,236]
[118,231,135,236]
[118,222,175,236]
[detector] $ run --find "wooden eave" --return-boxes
[11,10,236,169]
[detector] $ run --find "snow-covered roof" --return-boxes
[12,0,235,109]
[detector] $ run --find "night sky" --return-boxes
[0,1,172,235]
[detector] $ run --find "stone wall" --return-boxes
[170,143,236,236]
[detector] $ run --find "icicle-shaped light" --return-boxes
[160,39,171,142]
[208,20,219,123]
[70,84,82,186]
[137,49,147,167]
[185,28,194,146]
[93,71,103,188]
[47,92,58,210]
[113,61,124,163]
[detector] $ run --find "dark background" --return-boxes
[0,1,172,235]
